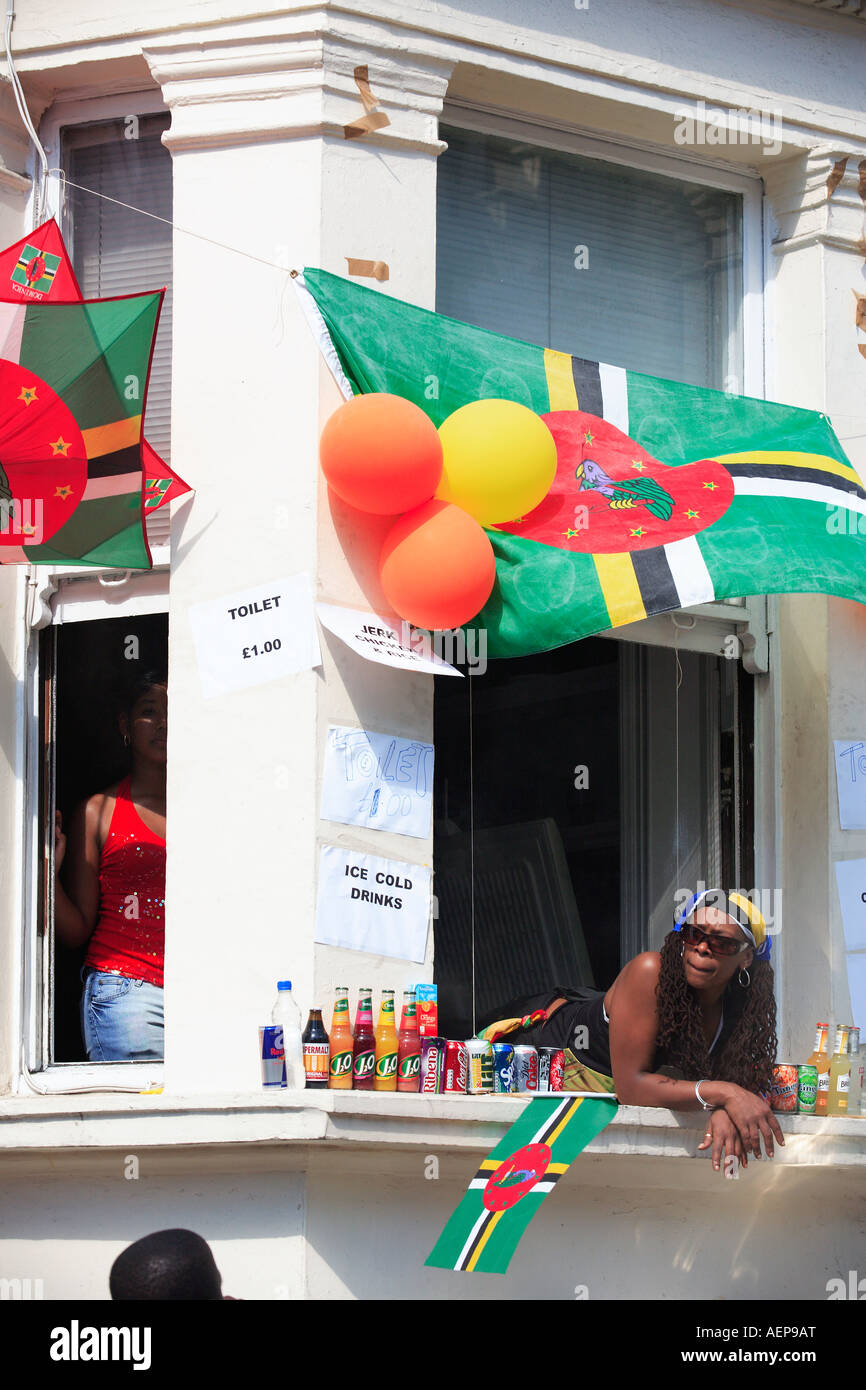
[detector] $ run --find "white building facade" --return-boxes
[0,0,864,1301]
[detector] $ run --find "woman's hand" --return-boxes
[54,810,67,874]
[698,1108,748,1174]
[721,1085,785,1159]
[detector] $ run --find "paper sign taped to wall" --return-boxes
[834,858,866,952]
[189,573,321,699]
[833,740,866,829]
[321,726,434,838]
[317,603,462,675]
[315,845,430,962]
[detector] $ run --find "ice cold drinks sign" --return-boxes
[315,845,431,962]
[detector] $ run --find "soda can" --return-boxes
[492,1043,514,1094]
[537,1046,552,1093]
[259,1025,285,1088]
[443,1040,468,1094]
[466,1039,494,1094]
[420,1037,445,1094]
[549,1049,565,1092]
[770,1063,799,1112]
[797,1064,818,1114]
[513,1045,538,1093]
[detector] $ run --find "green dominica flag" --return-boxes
[300,267,866,658]
[0,291,163,567]
[425,1095,617,1274]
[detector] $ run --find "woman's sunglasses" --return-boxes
[681,923,748,957]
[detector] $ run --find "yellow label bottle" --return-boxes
[827,1024,850,1115]
[374,990,398,1091]
[809,1023,831,1116]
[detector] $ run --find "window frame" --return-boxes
[434,106,779,987]
[19,90,172,1090]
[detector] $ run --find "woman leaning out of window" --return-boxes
[54,672,167,1061]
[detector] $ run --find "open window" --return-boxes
[432,113,765,1038]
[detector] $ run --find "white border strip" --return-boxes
[293,273,354,401]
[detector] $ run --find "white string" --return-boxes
[670,613,696,888]
[468,672,476,1039]
[46,170,298,277]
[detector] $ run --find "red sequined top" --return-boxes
[84,776,166,988]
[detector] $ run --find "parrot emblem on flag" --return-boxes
[576,457,675,520]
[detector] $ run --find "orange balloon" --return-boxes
[319,393,442,514]
[379,500,496,631]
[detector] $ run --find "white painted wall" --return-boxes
[0,0,864,1300]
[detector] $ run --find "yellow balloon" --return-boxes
[436,399,557,525]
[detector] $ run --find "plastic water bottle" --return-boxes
[271,981,304,1089]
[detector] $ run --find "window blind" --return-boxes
[62,115,173,551]
[436,126,743,392]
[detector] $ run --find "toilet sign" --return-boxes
[314,845,431,961]
[188,573,321,699]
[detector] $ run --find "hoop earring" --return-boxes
[738,968,751,988]
[123,734,130,748]
[679,938,685,957]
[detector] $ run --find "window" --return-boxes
[24,101,173,1080]
[433,120,759,1035]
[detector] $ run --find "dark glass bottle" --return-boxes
[302,1007,330,1089]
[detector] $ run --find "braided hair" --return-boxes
[655,931,777,1094]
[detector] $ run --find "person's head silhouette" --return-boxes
[110,1229,225,1300]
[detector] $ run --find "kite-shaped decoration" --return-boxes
[425,1095,617,1274]
[0,220,192,567]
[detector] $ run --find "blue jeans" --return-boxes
[80,968,164,1061]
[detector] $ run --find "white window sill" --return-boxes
[0,1089,864,1170]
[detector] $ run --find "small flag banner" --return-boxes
[425,1094,617,1274]
[301,268,866,659]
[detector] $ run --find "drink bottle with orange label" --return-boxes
[808,1022,831,1115]
[329,987,354,1089]
[303,1008,330,1089]
[374,989,398,1091]
[352,988,375,1090]
[397,990,421,1093]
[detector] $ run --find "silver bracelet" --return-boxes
[695,1080,714,1110]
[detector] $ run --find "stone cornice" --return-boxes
[143,26,452,153]
[765,147,866,255]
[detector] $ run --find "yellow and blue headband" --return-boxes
[673,889,771,961]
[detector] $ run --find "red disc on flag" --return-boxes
[500,410,734,555]
[483,1142,551,1212]
[0,360,87,547]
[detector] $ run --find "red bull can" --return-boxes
[513,1045,538,1093]
[259,1025,285,1088]
[492,1043,514,1093]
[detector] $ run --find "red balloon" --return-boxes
[319,393,442,514]
[379,500,496,631]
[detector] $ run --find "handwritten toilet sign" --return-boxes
[833,740,866,829]
[321,725,434,838]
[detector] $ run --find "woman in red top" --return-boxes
[55,672,167,1061]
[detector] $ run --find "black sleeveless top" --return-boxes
[481,984,746,1079]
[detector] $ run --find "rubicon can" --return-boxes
[770,1063,799,1112]
[443,1040,468,1094]
[797,1064,818,1114]
[420,1037,445,1094]
[538,1046,564,1093]
[466,1039,494,1094]
[513,1045,538,1093]
[492,1043,514,1093]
